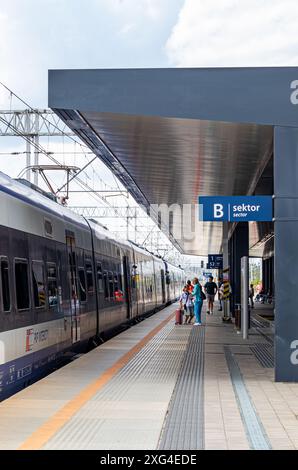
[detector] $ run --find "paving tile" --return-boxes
[1,303,297,451]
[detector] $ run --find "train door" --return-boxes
[65,231,80,343]
[172,272,176,298]
[123,255,132,320]
[131,251,139,317]
[138,259,145,315]
[161,269,166,304]
[164,263,171,303]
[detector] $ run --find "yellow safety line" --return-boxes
[18,311,175,450]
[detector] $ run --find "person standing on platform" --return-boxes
[186,279,193,293]
[249,284,255,309]
[217,277,223,311]
[179,286,194,324]
[192,277,203,326]
[204,275,218,315]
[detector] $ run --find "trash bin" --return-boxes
[235,304,241,330]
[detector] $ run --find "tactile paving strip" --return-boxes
[251,318,274,345]
[250,343,274,368]
[224,346,271,450]
[43,321,192,450]
[158,326,205,450]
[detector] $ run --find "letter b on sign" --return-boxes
[214,204,224,219]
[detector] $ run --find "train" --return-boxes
[0,172,184,400]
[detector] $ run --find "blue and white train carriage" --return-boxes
[0,172,184,400]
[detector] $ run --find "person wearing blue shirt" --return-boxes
[192,277,203,326]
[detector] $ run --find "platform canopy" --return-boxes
[48,67,298,255]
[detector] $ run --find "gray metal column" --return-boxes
[230,223,249,316]
[262,259,267,293]
[33,113,39,186]
[223,222,229,272]
[274,126,298,382]
[228,235,235,314]
[271,256,275,295]
[25,111,31,182]
[222,222,230,318]
[241,256,249,340]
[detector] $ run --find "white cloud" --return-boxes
[99,0,166,21]
[0,0,182,107]
[166,0,298,66]
[118,22,135,35]
[144,0,163,20]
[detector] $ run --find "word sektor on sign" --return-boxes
[198,196,272,222]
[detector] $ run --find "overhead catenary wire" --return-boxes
[0,81,132,196]
[0,82,98,176]
[2,113,142,232]
[55,156,97,193]
[0,81,89,149]
[0,82,182,260]
[0,114,122,201]
[0,114,115,206]
[0,151,27,155]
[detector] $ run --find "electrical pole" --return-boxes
[34,112,39,186]
[25,111,31,182]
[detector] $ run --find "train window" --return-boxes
[85,260,94,294]
[108,272,114,299]
[47,263,58,308]
[115,273,124,302]
[97,263,104,292]
[32,261,46,308]
[44,219,53,238]
[15,259,30,310]
[114,273,118,292]
[103,271,109,299]
[131,267,137,289]
[1,258,10,312]
[118,273,123,292]
[78,268,87,302]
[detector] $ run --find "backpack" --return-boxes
[200,286,206,300]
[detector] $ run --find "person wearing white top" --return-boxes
[179,286,194,324]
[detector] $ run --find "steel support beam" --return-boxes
[230,222,249,316]
[0,109,75,137]
[69,206,149,218]
[274,126,298,381]
[222,222,230,319]
[241,256,249,340]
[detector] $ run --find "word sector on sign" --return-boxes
[198,196,272,222]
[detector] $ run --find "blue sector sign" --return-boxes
[208,254,223,263]
[207,263,221,269]
[208,261,223,269]
[203,272,213,278]
[198,196,272,222]
[208,254,223,269]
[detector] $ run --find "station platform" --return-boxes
[0,303,298,451]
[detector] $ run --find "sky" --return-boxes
[0,0,297,256]
[1,0,298,107]
[167,0,298,67]
[0,0,184,197]
[0,0,183,106]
